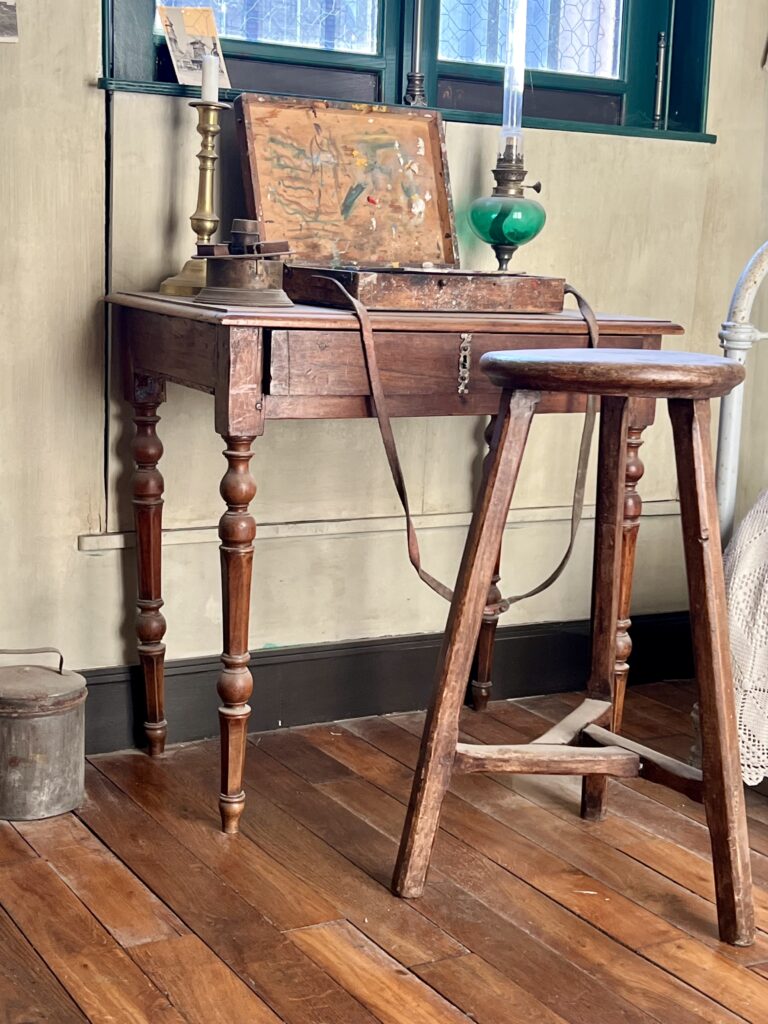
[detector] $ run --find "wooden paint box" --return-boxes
[282,264,565,313]
[235,94,563,314]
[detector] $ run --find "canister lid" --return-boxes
[0,651,86,714]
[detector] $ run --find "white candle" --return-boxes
[201,54,219,103]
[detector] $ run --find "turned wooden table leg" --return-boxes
[669,398,754,946]
[470,582,501,712]
[217,436,257,834]
[130,377,167,756]
[470,417,503,712]
[612,421,646,731]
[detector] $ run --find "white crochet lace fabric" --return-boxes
[724,489,768,785]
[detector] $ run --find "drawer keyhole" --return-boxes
[458,333,472,395]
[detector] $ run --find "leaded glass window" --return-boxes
[438,0,623,78]
[158,0,379,55]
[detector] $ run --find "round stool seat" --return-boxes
[480,348,744,399]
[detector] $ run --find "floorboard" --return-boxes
[336,717,768,953]
[7,683,768,1023]
[0,858,187,1022]
[289,921,469,1024]
[0,905,87,1023]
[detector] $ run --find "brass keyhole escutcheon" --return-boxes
[458,333,472,395]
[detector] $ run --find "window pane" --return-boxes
[438,0,623,78]
[158,0,379,55]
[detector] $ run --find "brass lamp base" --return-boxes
[159,258,207,297]
[492,244,519,271]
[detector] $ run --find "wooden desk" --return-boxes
[110,292,683,833]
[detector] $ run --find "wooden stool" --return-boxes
[392,348,755,946]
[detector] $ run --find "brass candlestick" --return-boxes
[160,100,231,297]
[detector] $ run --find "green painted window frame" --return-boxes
[102,0,716,142]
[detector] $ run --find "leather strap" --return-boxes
[494,283,599,614]
[318,277,599,612]
[320,277,455,602]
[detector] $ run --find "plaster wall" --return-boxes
[0,1,105,662]
[2,0,767,670]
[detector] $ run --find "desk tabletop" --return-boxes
[109,291,684,336]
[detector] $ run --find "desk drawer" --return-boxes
[268,329,653,400]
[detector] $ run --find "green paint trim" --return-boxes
[622,0,670,128]
[107,0,714,134]
[436,60,626,96]
[380,0,405,103]
[151,0,398,100]
[217,37,387,70]
[420,0,440,106]
[97,77,376,104]
[97,77,716,143]
[444,106,715,142]
[616,0,632,81]
[101,0,113,78]
[524,116,715,143]
[665,0,680,132]
[699,0,715,133]
[99,77,230,99]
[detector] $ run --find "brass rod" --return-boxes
[404,0,427,106]
[653,31,668,130]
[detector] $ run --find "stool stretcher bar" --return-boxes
[453,741,640,776]
[582,724,704,802]
[531,697,612,744]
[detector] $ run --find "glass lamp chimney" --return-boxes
[467,0,545,269]
[501,0,527,161]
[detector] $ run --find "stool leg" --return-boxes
[669,398,754,946]
[393,391,539,898]
[582,395,629,821]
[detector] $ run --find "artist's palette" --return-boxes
[236,95,458,268]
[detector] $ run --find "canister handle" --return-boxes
[0,647,64,674]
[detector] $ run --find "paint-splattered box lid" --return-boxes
[236,94,458,268]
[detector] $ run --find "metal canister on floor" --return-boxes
[0,648,87,820]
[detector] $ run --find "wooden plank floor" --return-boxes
[3,682,768,1023]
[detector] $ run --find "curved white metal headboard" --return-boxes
[716,242,768,545]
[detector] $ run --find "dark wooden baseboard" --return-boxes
[82,611,693,754]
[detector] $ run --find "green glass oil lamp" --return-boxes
[468,0,546,269]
